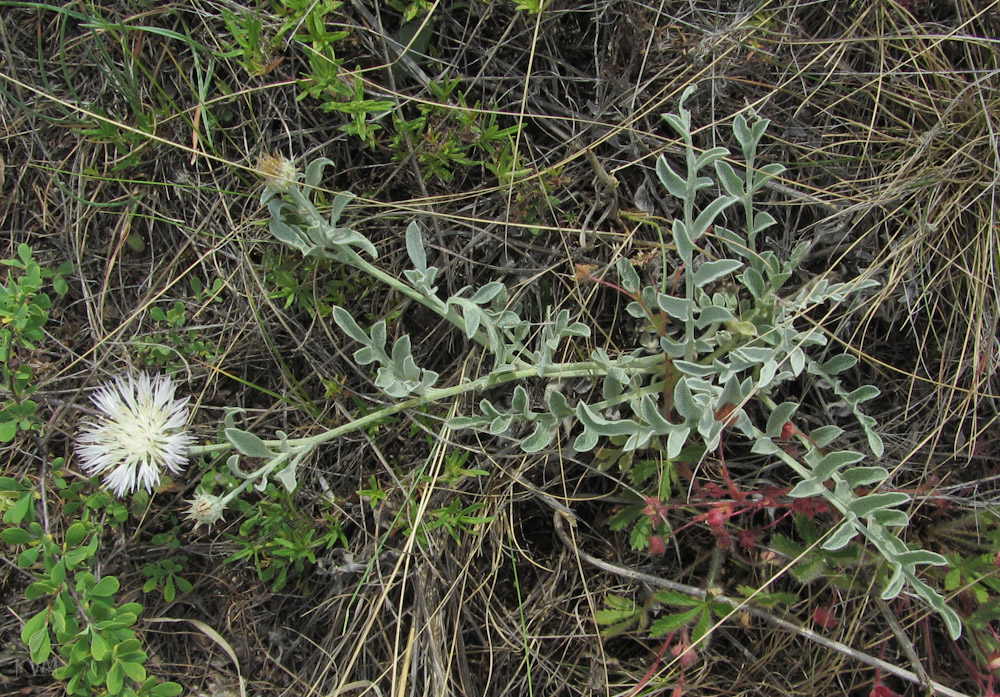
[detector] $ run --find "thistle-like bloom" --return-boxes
[184,491,226,530]
[256,153,298,192]
[76,373,195,497]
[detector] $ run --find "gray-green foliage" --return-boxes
[255,86,959,639]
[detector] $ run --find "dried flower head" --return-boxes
[573,263,597,283]
[257,153,298,192]
[76,373,194,497]
[185,492,226,530]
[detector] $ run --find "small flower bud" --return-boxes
[257,153,298,192]
[185,492,226,530]
[780,421,798,440]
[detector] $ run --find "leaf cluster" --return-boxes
[1,476,180,697]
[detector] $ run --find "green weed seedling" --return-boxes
[137,298,218,368]
[391,76,520,183]
[0,243,72,441]
[141,531,193,603]
[1,467,181,697]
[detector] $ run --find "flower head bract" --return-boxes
[76,372,194,497]
[184,491,226,530]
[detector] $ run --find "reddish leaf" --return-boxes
[812,606,838,629]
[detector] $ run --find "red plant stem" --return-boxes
[717,441,746,502]
[628,631,675,697]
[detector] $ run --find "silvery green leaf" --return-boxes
[269,217,310,253]
[490,414,514,434]
[751,211,777,234]
[223,407,244,431]
[751,437,780,455]
[840,467,889,486]
[881,564,907,599]
[740,267,766,300]
[624,429,654,452]
[673,219,696,264]
[822,520,861,551]
[638,394,668,430]
[577,402,639,438]
[254,474,269,492]
[674,360,715,378]
[449,415,488,429]
[353,346,378,366]
[693,195,738,239]
[225,428,273,458]
[225,453,249,478]
[765,402,798,437]
[657,294,694,321]
[369,321,388,352]
[656,156,687,200]
[691,173,716,194]
[716,226,751,259]
[717,375,744,407]
[751,163,786,192]
[405,221,427,271]
[479,399,504,420]
[673,378,698,421]
[471,282,505,304]
[660,336,687,358]
[788,478,825,498]
[894,550,947,567]
[694,146,730,172]
[696,305,734,327]
[809,425,843,448]
[703,420,726,451]
[872,509,909,527]
[812,450,865,482]
[617,257,641,294]
[662,112,689,140]
[848,492,910,519]
[667,425,690,458]
[274,461,298,493]
[866,424,885,458]
[547,389,574,419]
[522,420,555,453]
[789,347,805,377]
[374,370,404,398]
[714,160,744,198]
[602,374,623,401]
[304,157,335,187]
[693,259,743,288]
[511,385,530,413]
[330,192,354,226]
[732,114,752,150]
[626,301,648,319]
[732,346,773,366]
[819,353,858,375]
[758,360,778,388]
[677,84,697,112]
[390,335,415,374]
[750,117,771,145]
[574,428,599,453]
[333,228,378,259]
[847,385,879,404]
[418,370,439,392]
[463,303,482,339]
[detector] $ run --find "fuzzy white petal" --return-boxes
[75,372,194,497]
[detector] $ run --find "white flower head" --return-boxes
[76,372,195,497]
